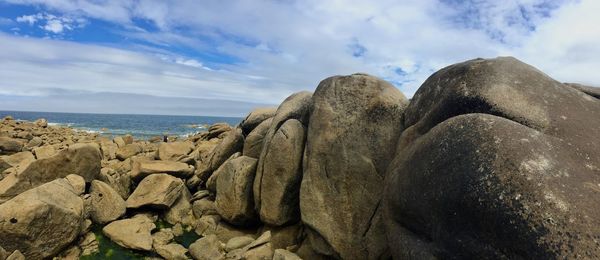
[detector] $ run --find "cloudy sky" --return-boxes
[0,0,598,116]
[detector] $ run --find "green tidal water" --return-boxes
[80,219,200,260]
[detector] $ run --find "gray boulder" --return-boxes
[384,57,600,259]
[300,73,408,259]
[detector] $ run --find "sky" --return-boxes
[0,0,598,116]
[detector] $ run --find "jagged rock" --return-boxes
[100,141,118,160]
[240,107,277,135]
[155,243,189,260]
[242,118,272,158]
[199,128,244,183]
[89,180,126,224]
[384,57,600,259]
[0,137,23,155]
[131,160,194,181]
[116,143,143,160]
[0,143,101,203]
[102,214,156,251]
[190,189,210,202]
[273,249,302,260]
[5,250,25,260]
[256,119,306,226]
[206,152,241,193]
[192,197,218,218]
[126,174,184,209]
[152,228,175,247]
[32,145,57,159]
[98,168,131,200]
[189,234,224,260]
[253,91,312,221]
[215,156,258,225]
[300,73,408,259]
[0,179,84,259]
[164,186,194,226]
[157,141,194,161]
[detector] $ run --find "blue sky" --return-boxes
[0,0,598,116]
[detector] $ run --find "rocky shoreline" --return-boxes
[0,56,599,260]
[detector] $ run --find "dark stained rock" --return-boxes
[300,73,408,259]
[384,57,600,259]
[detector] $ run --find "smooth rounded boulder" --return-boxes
[215,156,258,226]
[242,118,273,159]
[90,180,126,224]
[0,179,84,259]
[384,57,600,259]
[300,73,408,259]
[240,107,277,135]
[256,119,306,226]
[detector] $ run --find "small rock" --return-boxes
[34,118,48,128]
[152,228,175,247]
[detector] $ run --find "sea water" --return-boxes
[0,110,243,139]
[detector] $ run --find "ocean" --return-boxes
[0,110,243,140]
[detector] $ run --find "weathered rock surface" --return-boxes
[164,185,194,226]
[90,180,126,224]
[157,141,194,161]
[189,234,224,260]
[131,160,194,180]
[0,151,34,173]
[155,243,189,260]
[240,107,277,135]
[199,128,244,183]
[300,73,408,259]
[257,119,306,226]
[215,156,258,225]
[206,152,241,193]
[0,137,23,155]
[32,145,57,159]
[116,143,143,160]
[273,249,302,260]
[0,143,101,202]
[243,118,272,159]
[0,179,84,259]
[126,173,184,209]
[384,57,600,259]
[102,214,156,251]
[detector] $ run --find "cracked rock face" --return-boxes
[300,73,409,259]
[384,57,600,259]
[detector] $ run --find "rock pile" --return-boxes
[0,57,598,260]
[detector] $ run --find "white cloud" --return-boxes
[15,12,86,34]
[1,0,599,116]
[16,14,39,25]
[42,19,63,33]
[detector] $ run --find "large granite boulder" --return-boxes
[243,118,273,159]
[215,156,258,226]
[126,174,184,209]
[0,143,101,202]
[256,119,306,226]
[384,57,600,259]
[300,73,408,259]
[240,107,277,135]
[253,91,312,217]
[197,128,244,183]
[0,179,84,259]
